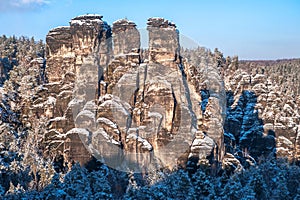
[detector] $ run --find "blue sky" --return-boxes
[0,0,299,60]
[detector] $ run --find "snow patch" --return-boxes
[46,96,56,105]
[72,128,90,137]
[49,116,66,122]
[96,128,120,145]
[278,136,293,146]
[76,110,95,121]
[68,98,84,107]
[97,117,118,129]
[148,112,163,118]
[126,134,153,151]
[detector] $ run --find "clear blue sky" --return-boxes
[0,0,299,60]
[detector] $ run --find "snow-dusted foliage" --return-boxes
[0,35,45,86]
[124,160,300,199]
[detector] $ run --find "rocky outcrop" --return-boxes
[147,18,180,65]
[40,15,226,172]
[44,14,112,166]
[46,26,74,83]
[112,19,140,56]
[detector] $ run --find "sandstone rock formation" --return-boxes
[40,15,225,172]
[147,18,180,64]
[44,14,113,166]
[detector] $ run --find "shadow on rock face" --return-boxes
[224,90,276,163]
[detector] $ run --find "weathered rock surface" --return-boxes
[147,18,180,65]
[39,15,226,172]
[46,26,74,83]
[112,19,140,56]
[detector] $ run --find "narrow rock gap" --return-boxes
[179,63,197,129]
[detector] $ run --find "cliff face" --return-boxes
[40,15,225,172]
[44,14,113,167]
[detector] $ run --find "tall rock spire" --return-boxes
[112,19,140,56]
[147,17,180,65]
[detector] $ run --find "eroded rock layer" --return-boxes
[40,15,225,172]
